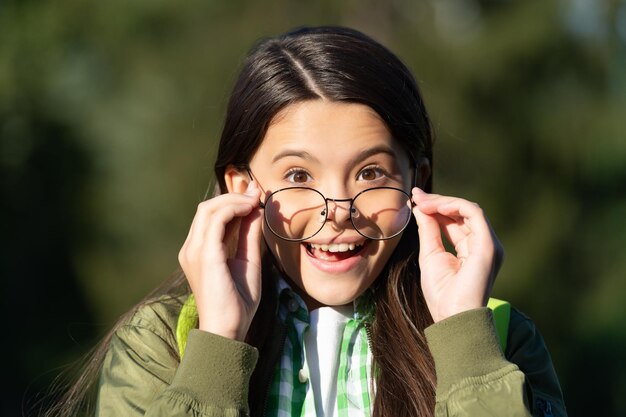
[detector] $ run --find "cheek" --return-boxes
[367,237,402,275]
[263,226,302,277]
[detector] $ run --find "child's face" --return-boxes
[248,100,413,310]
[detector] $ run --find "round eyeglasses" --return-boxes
[259,186,413,241]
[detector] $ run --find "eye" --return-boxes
[285,168,312,184]
[357,166,385,182]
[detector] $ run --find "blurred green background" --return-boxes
[2,0,625,415]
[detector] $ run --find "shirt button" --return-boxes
[287,298,299,312]
[298,368,309,383]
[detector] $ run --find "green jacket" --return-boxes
[96,296,566,417]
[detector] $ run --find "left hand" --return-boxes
[411,188,504,323]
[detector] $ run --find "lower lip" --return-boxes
[302,242,368,273]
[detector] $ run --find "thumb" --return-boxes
[412,203,444,260]
[236,182,263,266]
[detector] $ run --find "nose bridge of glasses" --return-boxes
[323,197,354,221]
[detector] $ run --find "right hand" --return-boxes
[178,181,263,341]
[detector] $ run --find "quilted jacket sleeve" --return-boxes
[96,301,565,417]
[425,307,566,417]
[95,305,258,417]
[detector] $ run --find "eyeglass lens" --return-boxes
[263,187,412,241]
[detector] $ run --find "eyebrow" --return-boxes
[351,145,398,165]
[270,144,398,165]
[271,149,320,164]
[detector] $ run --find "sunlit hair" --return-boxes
[42,26,436,417]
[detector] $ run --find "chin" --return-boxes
[305,285,364,307]
[292,267,376,310]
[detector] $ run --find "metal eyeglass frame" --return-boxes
[246,167,417,242]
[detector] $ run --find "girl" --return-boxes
[52,26,566,417]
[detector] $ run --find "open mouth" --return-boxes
[304,241,368,262]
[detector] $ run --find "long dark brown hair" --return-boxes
[43,26,436,417]
[216,26,436,417]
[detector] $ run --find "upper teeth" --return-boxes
[309,242,361,252]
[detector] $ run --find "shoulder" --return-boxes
[505,306,549,358]
[505,306,567,414]
[115,293,188,349]
[508,306,535,329]
[98,294,190,410]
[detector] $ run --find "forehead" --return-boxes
[252,100,405,165]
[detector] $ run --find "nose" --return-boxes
[324,199,352,225]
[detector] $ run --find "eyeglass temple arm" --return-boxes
[244,167,266,208]
[412,160,419,188]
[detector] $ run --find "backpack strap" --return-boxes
[487,297,511,352]
[175,294,511,358]
[176,294,198,359]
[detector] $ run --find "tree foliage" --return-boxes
[2,0,625,415]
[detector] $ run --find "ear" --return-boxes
[224,165,250,194]
[415,157,431,189]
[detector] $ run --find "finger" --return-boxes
[413,191,470,218]
[183,193,259,246]
[411,187,448,207]
[432,213,470,255]
[435,200,493,251]
[178,199,258,270]
[435,199,483,221]
[203,182,262,260]
[413,191,492,247]
[412,204,446,260]
[413,194,474,241]
[437,203,496,286]
[413,191,468,248]
[204,202,259,255]
[236,182,263,266]
[414,193,485,231]
[236,208,263,263]
[413,190,498,267]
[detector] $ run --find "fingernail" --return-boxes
[245,181,256,195]
[412,187,425,195]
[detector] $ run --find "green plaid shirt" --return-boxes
[266,279,375,417]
